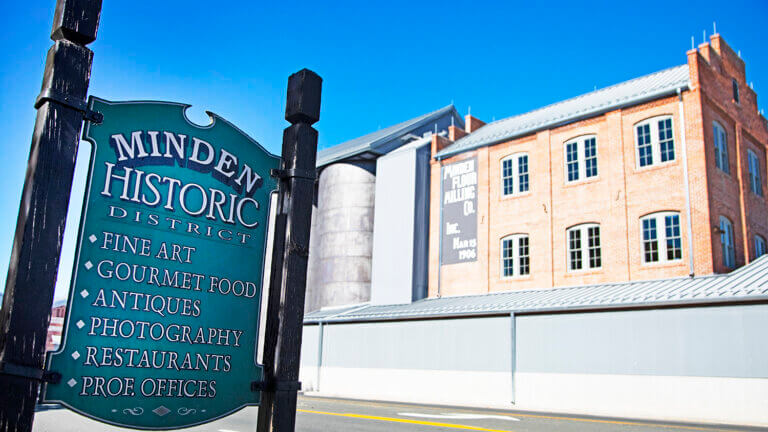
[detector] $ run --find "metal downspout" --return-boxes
[510,312,516,404]
[438,160,444,297]
[678,87,696,276]
[313,303,370,392]
[316,322,323,391]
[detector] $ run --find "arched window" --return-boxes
[501,153,530,196]
[747,149,763,196]
[566,223,601,271]
[755,235,767,259]
[640,211,682,263]
[634,116,675,168]
[720,216,735,268]
[501,234,530,278]
[564,135,598,183]
[713,121,730,174]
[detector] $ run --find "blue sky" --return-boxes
[1,0,766,301]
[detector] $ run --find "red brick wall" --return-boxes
[428,35,768,297]
[689,34,768,272]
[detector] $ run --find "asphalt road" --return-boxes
[32,395,761,432]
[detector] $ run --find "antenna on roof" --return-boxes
[691,36,694,50]
[738,50,742,58]
[451,116,455,127]
[702,29,706,44]
[713,21,717,35]
[468,106,471,116]
[434,123,438,134]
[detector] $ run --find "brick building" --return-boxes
[46,302,66,351]
[429,34,768,297]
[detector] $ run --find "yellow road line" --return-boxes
[297,409,515,432]
[298,398,739,432]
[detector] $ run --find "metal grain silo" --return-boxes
[305,105,463,312]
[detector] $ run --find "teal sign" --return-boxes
[44,98,279,429]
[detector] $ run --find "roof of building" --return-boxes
[317,105,463,167]
[305,254,768,323]
[435,64,691,159]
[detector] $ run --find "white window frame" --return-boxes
[755,235,767,259]
[501,234,530,278]
[640,211,683,264]
[720,216,735,269]
[634,115,675,169]
[563,135,598,183]
[747,149,763,196]
[500,153,530,197]
[566,223,601,272]
[713,121,730,174]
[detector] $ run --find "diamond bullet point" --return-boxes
[84,261,93,270]
[153,406,170,416]
[80,289,89,299]
[67,378,77,387]
[76,320,85,329]
[71,351,80,360]
[88,234,97,243]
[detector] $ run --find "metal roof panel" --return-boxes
[435,65,691,159]
[317,105,462,167]
[305,256,768,323]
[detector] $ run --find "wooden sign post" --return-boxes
[256,70,322,432]
[0,1,102,431]
[0,1,321,431]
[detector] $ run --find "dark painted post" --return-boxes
[0,1,101,431]
[257,69,322,432]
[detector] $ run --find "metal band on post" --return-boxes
[270,168,316,182]
[35,89,103,123]
[0,362,61,384]
[250,380,302,392]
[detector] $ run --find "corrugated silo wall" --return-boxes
[300,304,768,426]
[305,161,376,312]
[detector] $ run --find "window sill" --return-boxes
[564,268,603,276]
[714,168,732,178]
[640,260,685,269]
[563,176,601,188]
[635,159,679,173]
[500,191,532,201]
[500,275,532,281]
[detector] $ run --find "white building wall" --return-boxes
[300,304,768,427]
[370,145,418,306]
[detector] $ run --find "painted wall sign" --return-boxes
[441,156,478,265]
[43,98,279,430]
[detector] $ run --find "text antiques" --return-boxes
[42,98,279,429]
